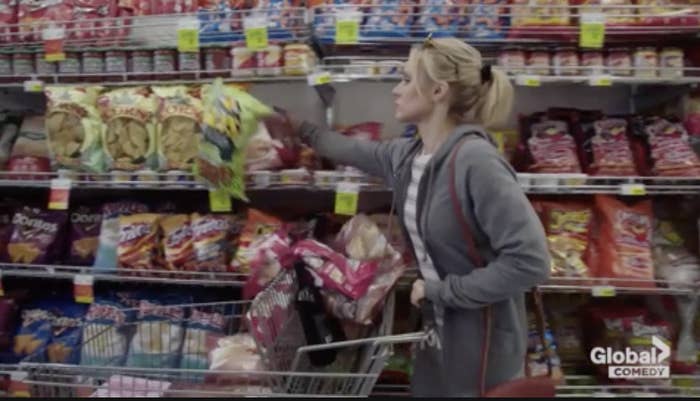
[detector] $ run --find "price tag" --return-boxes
[177,18,199,53]
[307,71,332,86]
[335,19,359,45]
[23,79,44,93]
[48,178,71,210]
[334,182,359,216]
[209,189,232,212]
[0,271,4,297]
[244,16,268,50]
[591,285,616,297]
[74,274,94,304]
[515,74,541,87]
[620,183,646,196]
[42,26,65,62]
[588,74,613,86]
[580,13,605,49]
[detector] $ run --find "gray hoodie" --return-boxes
[300,122,551,397]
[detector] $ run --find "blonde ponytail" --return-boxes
[411,37,514,129]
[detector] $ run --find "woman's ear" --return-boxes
[431,81,450,103]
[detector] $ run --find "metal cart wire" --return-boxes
[19,269,438,397]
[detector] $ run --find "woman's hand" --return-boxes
[411,279,426,307]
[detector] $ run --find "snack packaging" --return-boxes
[589,195,655,287]
[94,202,149,272]
[18,0,73,42]
[242,229,294,299]
[80,297,134,366]
[7,207,68,264]
[526,120,582,173]
[97,87,157,172]
[126,299,186,369]
[644,117,700,177]
[250,0,297,39]
[153,86,203,172]
[197,0,245,43]
[68,205,103,266]
[0,202,15,261]
[117,213,162,274]
[231,209,283,274]
[587,118,637,176]
[91,375,172,398]
[417,0,466,38]
[196,79,272,200]
[47,302,87,364]
[466,0,508,39]
[652,219,700,287]
[160,214,195,272]
[180,308,226,370]
[191,213,232,272]
[7,116,51,179]
[509,0,570,39]
[362,0,413,38]
[13,306,53,359]
[209,333,263,372]
[536,202,594,279]
[0,0,16,43]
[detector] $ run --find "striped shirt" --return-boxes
[403,153,443,325]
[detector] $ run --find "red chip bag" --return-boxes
[592,195,655,287]
[537,201,594,279]
[527,120,582,173]
[589,118,637,176]
[645,118,700,177]
[191,213,231,273]
[231,209,283,274]
[293,239,379,300]
[117,213,161,275]
[160,214,195,272]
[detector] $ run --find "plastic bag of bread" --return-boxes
[97,87,157,171]
[45,86,105,172]
[153,86,203,172]
[209,333,263,372]
[196,79,272,200]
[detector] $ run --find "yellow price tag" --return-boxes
[177,29,199,53]
[620,183,646,196]
[589,75,613,86]
[48,178,71,210]
[335,19,359,45]
[334,183,359,216]
[23,79,44,93]
[492,131,505,155]
[45,52,65,62]
[307,71,332,86]
[591,285,616,297]
[515,74,540,87]
[580,13,605,49]
[209,189,232,212]
[74,274,94,304]
[245,26,268,50]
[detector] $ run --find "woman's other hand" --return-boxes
[411,279,426,307]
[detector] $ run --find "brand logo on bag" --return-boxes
[590,336,670,379]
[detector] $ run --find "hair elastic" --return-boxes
[480,64,492,83]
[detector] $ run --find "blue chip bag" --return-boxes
[362,0,413,38]
[250,0,298,40]
[180,308,227,370]
[13,307,53,360]
[47,302,88,365]
[80,296,134,367]
[416,0,466,38]
[126,298,186,369]
[467,0,509,39]
[198,0,245,44]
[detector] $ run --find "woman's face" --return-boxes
[392,54,434,124]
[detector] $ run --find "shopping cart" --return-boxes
[19,268,438,397]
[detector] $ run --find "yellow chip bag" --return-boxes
[153,86,203,172]
[45,86,105,172]
[97,87,157,171]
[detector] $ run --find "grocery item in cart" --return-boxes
[644,117,700,176]
[181,308,226,370]
[47,302,87,364]
[13,305,53,358]
[80,296,134,366]
[45,86,105,172]
[196,79,272,199]
[153,86,203,172]
[535,201,593,279]
[208,333,263,371]
[97,87,157,172]
[126,299,186,368]
[7,116,51,179]
[362,0,413,38]
[586,118,637,176]
[161,214,196,272]
[17,0,73,42]
[91,375,172,398]
[652,219,700,287]
[68,205,102,266]
[191,213,233,272]
[589,195,655,287]
[6,206,68,264]
[242,229,294,299]
[117,213,161,274]
[466,0,508,39]
[231,209,283,273]
[94,201,149,271]
[416,0,465,38]
[526,120,582,173]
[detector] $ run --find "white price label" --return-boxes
[515,74,541,87]
[588,74,613,86]
[42,26,65,41]
[23,79,44,93]
[307,71,332,86]
[620,183,646,196]
[591,285,616,297]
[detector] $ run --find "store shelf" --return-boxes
[558,375,700,397]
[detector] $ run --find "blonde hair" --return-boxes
[409,38,514,129]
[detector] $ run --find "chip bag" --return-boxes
[94,202,149,272]
[160,214,195,272]
[126,298,186,369]
[68,205,102,266]
[537,202,594,279]
[7,207,68,265]
[153,86,203,172]
[45,86,105,172]
[180,308,226,370]
[196,79,272,200]
[231,209,283,274]
[97,87,157,171]
[191,213,232,273]
[590,195,655,288]
[13,307,53,359]
[47,302,87,364]
[644,117,700,177]
[80,296,134,366]
[588,118,637,176]
[527,120,582,173]
[117,213,161,274]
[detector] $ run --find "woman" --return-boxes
[293,37,550,396]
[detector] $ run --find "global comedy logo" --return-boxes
[589,336,670,379]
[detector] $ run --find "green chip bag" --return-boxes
[195,79,271,201]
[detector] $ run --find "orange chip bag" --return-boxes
[592,195,655,287]
[230,209,283,274]
[538,201,593,279]
[160,214,194,271]
[117,214,161,274]
[191,213,231,272]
